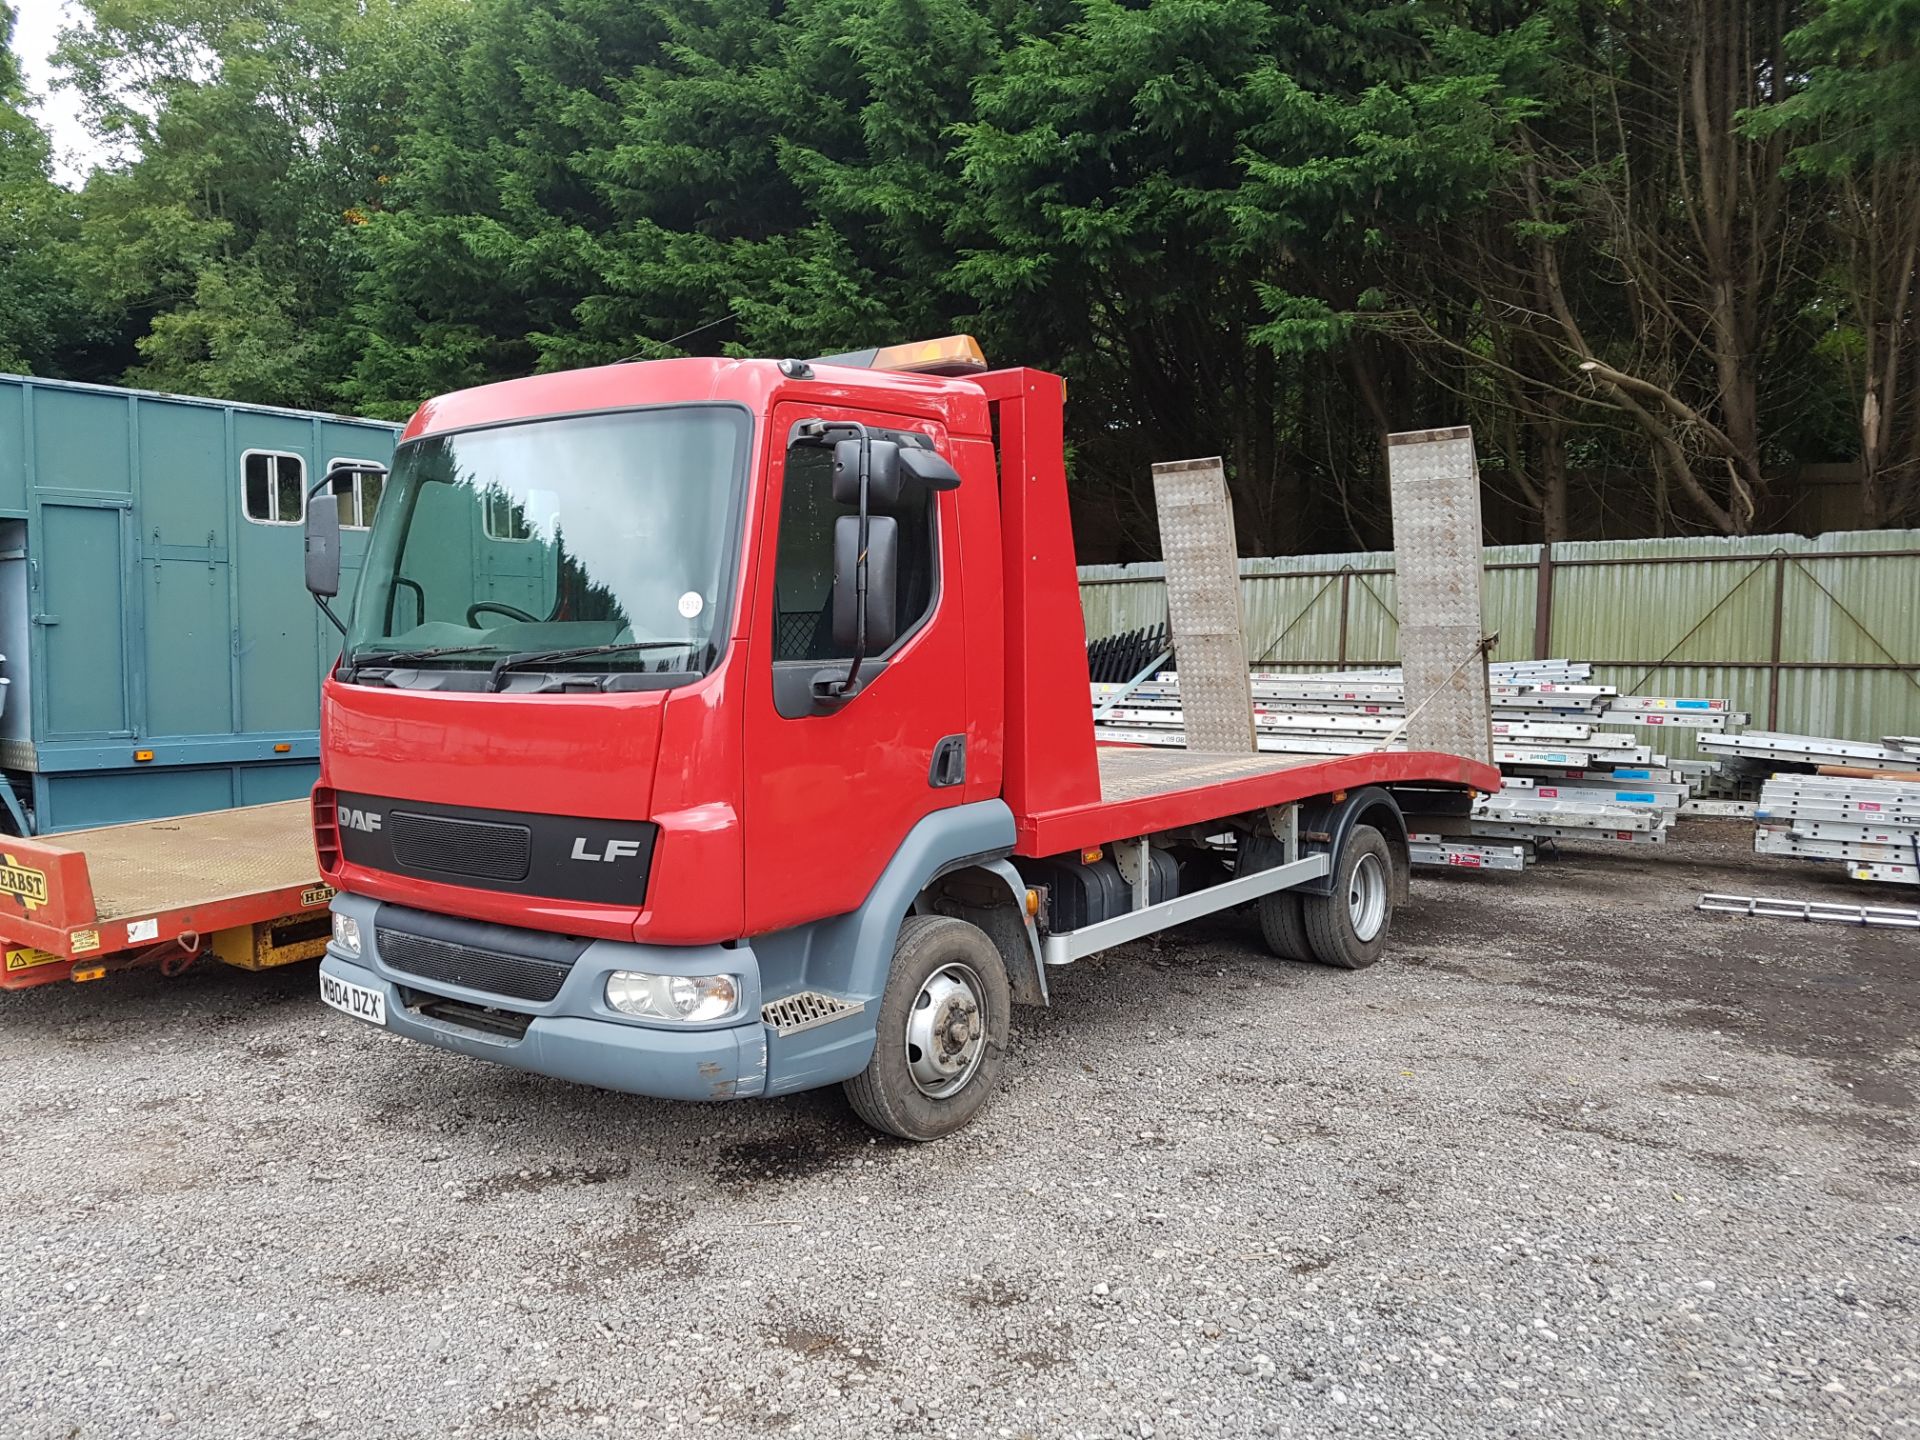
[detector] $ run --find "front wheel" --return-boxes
[843,915,1011,1141]
[1300,824,1395,970]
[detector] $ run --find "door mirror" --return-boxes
[832,438,904,511]
[899,446,961,490]
[306,462,375,626]
[305,492,342,598]
[831,514,899,654]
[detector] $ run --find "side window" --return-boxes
[327,458,386,530]
[771,431,937,663]
[242,451,306,525]
[483,488,532,541]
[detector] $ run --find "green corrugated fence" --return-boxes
[1079,529,1920,762]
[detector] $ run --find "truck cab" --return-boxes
[312,340,1497,1138]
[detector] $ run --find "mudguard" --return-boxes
[756,799,1016,1094]
[1289,786,1409,900]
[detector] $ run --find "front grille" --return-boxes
[313,790,341,871]
[398,987,533,1039]
[378,927,573,1002]
[389,810,531,881]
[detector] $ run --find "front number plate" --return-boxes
[320,972,387,1026]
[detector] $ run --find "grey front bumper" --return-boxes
[320,893,767,1101]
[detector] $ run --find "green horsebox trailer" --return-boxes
[0,375,400,834]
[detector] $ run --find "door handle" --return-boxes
[31,614,59,626]
[928,734,966,789]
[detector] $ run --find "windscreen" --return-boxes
[342,406,749,682]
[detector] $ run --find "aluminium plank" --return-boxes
[1410,839,1530,872]
[1851,862,1920,885]
[1758,818,1920,845]
[1468,821,1669,845]
[1754,829,1918,864]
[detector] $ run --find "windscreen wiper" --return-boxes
[486,641,696,692]
[347,643,495,672]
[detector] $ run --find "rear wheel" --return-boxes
[1238,835,1312,961]
[1301,824,1394,970]
[843,915,1010,1141]
[1258,890,1313,961]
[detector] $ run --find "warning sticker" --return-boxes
[301,885,337,909]
[0,855,48,910]
[5,946,62,973]
[70,929,101,954]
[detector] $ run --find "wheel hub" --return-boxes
[1348,851,1388,943]
[904,963,987,1098]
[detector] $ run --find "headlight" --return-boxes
[606,970,739,1023]
[331,912,361,957]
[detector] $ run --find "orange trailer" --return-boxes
[0,801,330,989]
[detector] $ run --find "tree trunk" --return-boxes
[1540,408,1571,544]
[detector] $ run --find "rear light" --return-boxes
[312,787,342,873]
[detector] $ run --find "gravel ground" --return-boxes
[1,820,1914,1439]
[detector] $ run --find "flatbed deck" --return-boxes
[1,801,332,988]
[1015,744,1501,854]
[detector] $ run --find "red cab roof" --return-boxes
[399,357,997,444]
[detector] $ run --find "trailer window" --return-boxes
[242,451,306,525]
[482,490,533,541]
[327,458,386,529]
[771,433,937,662]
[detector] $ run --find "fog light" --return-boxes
[331,912,361,957]
[606,970,739,1023]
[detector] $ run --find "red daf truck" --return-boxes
[307,337,1498,1139]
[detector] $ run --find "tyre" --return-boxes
[1301,823,1394,970]
[1258,890,1313,962]
[1238,834,1311,961]
[843,914,1011,1141]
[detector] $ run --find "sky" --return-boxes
[12,0,104,186]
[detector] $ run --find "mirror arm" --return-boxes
[305,465,369,636]
[842,431,872,696]
[794,418,859,448]
[310,460,386,504]
[814,422,875,704]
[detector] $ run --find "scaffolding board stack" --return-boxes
[1090,660,1742,870]
[1751,773,1920,887]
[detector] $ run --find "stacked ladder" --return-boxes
[1700,729,1920,778]
[1089,660,1742,871]
[1698,893,1920,928]
[1695,729,1920,888]
[1752,773,1920,887]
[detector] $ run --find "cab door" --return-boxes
[741,401,969,934]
